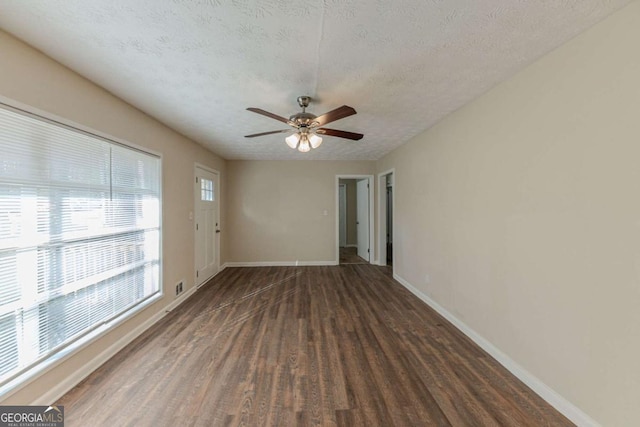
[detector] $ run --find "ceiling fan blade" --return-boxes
[316,128,364,141]
[246,108,291,125]
[244,129,292,138]
[313,105,357,127]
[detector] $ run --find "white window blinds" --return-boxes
[0,104,161,387]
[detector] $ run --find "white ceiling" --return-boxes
[0,0,631,160]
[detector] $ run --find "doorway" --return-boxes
[194,165,220,286]
[377,169,394,268]
[336,175,374,265]
[339,184,347,247]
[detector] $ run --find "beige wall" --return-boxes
[377,3,640,425]
[227,161,375,263]
[3,1,639,421]
[0,30,226,403]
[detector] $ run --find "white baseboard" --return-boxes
[393,273,599,427]
[32,286,198,405]
[224,260,338,267]
[163,285,198,312]
[346,244,358,248]
[196,265,230,288]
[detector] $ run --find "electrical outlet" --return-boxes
[179,282,183,293]
[175,284,179,295]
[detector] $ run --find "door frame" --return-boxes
[194,163,221,287]
[355,178,370,261]
[377,169,395,269]
[335,174,374,265]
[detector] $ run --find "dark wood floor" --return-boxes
[57,265,573,426]
[339,246,368,264]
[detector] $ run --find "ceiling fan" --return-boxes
[245,96,363,152]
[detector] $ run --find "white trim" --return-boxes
[345,244,358,248]
[196,263,228,288]
[29,286,198,406]
[335,175,375,265]
[392,273,599,427]
[224,261,338,267]
[164,285,198,313]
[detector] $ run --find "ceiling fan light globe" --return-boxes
[285,133,300,149]
[309,134,323,149]
[298,139,311,152]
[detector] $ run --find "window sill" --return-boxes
[0,292,163,402]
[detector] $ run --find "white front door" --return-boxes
[195,167,219,286]
[356,179,369,261]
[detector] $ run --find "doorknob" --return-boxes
[216,230,221,233]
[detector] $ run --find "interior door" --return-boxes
[339,184,347,247]
[356,178,369,261]
[195,167,219,286]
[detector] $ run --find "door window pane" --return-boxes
[200,178,214,201]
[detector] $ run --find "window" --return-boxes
[0,104,161,389]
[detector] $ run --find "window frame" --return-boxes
[0,99,163,400]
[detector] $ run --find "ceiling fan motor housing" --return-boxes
[297,96,311,108]
[289,112,317,126]
[291,96,316,127]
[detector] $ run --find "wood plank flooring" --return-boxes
[339,247,368,264]
[57,265,573,426]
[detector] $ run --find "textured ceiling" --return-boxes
[0,0,632,160]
